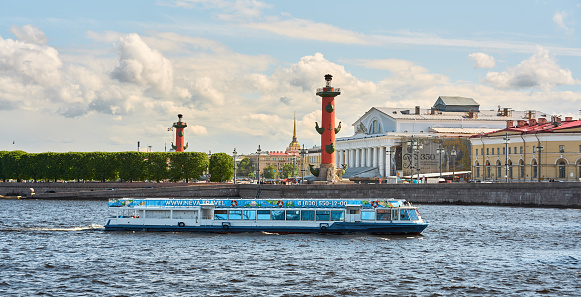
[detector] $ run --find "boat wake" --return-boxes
[0,224,104,232]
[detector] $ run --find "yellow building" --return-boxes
[470,117,581,182]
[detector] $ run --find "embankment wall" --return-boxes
[1,182,579,208]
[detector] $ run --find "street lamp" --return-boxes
[232,148,237,184]
[407,136,423,183]
[536,144,544,182]
[256,145,262,184]
[503,133,511,183]
[436,142,445,178]
[300,144,306,184]
[451,146,457,182]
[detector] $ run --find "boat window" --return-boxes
[214,210,227,220]
[173,210,196,219]
[330,211,344,221]
[376,209,391,221]
[229,210,242,220]
[316,210,330,221]
[243,210,256,220]
[146,210,171,219]
[257,210,271,220]
[392,210,399,220]
[286,210,300,220]
[272,210,285,220]
[400,209,411,220]
[361,211,375,220]
[408,209,419,220]
[301,210,315,221]
[349,209,359,214]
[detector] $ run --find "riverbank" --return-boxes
[1,182,579,208]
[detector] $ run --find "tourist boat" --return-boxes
[104,198,429,234]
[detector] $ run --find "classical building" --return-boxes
[470,117,581,182]
[335,96,549,179]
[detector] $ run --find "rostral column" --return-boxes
[315,74,341,182]
[171,114,188,152]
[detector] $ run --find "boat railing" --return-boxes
[202,216,213,220]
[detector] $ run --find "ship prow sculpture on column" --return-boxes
[311,74,345,183]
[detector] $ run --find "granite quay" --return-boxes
[1,182,579,208]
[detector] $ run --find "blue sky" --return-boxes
[0,0,579,155]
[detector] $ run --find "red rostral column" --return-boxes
[172,114,188,152]
[315,74,341,179]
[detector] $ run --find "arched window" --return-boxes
[532,160,538,178]
[558,161,566,179]
[475,161,480,178]
[369,119,381,134]
[508,160,513,179]
[496,160,502,179]
[485,161,491,178]
[519,160,524,178]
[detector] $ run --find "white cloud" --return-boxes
[111,33,174,96]
[245,18,369,45]
[10,25,48,45]
[468,52,496,69]
[484,47,577,90]
[553,11,574,34]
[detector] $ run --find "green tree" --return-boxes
[168,152,208,182]
[0,151,8,182]
[89,152,120,182]
[145,152,169,182]
[19,153,40,181]
[280,163,299,179]
[1,150,26,182]
[66,152,92,182]
[118,152,147,182]
[263,165,277,179]
[209,152,234,182]
[236,157,254,177]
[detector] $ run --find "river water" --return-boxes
[0,199,579,296]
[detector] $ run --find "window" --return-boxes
[497,161,502,178]
[579,145,581,153]
[286,210,300,221]
[558,161,566,178]
[520,146,523,154]
[559,145,565,153]
[497,148,500,155]
[214,210,227,220]
[519,160,525,178]
[532,161,538,178]
[486,148,489,155]
[272,210,285,220]
[476,162,480,178]
[508,147,511,154]
[503,147,506,155]
[229,210,242,220]
[257,210,271,220]
[486,161,491,178]
[508,160,513,178]
[361,211,375,220]
[533,146,536,153]
[475,149,478,155]
[400,209,411,220]
[243,210,256,220]
[330,211,345,221]
[316,210,330,221]
[369,119,381,134]
[301,210,315,221]
[376,209,391,221]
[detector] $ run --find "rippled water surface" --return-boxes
[0,199,579,296]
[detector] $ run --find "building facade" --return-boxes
[335,96,550,179]
[470,117,581,182]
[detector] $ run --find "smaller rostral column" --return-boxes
[314,74,342,182]
[171,114,188,152]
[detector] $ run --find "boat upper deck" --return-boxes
[108,198,413,209]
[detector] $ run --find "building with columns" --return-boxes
[335,96,549,179]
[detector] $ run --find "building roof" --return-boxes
[471,118,581,138]
[368,107,548,121]
[436,96,479,106]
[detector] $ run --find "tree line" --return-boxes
[0,151,235,183]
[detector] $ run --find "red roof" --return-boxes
[471,119,581,138]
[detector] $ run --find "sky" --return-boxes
[1,0,580,156]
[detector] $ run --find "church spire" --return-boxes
[292,112,297,142]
